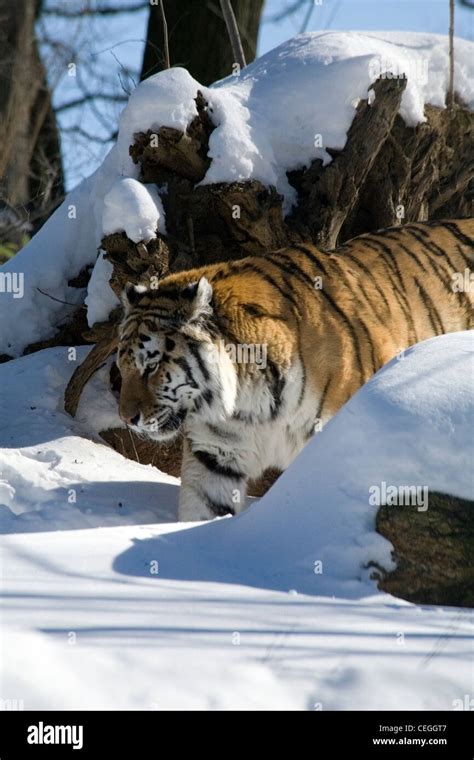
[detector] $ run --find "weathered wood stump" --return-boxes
[375,492,474,607]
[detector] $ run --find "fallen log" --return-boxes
[375,492,474,607]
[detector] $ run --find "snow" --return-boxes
[0,333,473,708]
[102,178,166,243]
[0,347,178,533]
[203,31,474,207]
[116,67,199,179]
[1,31,473,356]
[84,251,119,327]
[0,28,473,706]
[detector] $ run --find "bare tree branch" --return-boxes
[62,125,118,144]
[44,2,148,17]
[55,93,128,113]
[265,0,306,24]
[448,0,455,109]
[219,0,246,69]
[300,0,315,33]
[159,0,170,69]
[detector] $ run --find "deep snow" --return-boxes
[0,333,473,708]
[0,30,473,711]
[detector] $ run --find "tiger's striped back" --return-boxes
[160,218,473,421]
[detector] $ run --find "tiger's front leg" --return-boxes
[178,438,248,521]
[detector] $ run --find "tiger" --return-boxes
[117,219,473,521]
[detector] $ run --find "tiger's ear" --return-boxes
[121,282,148,311]
[182,276,213,320]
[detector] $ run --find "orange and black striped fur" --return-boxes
[117,219,473,520]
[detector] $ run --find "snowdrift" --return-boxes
[1,332,472,597]
[0,333,473,709]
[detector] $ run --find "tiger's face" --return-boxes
[117,276,234,441]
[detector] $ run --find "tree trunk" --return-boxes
[140,0,264,85]
[0,0,64,244]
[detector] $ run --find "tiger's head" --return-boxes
[117,276,237,441]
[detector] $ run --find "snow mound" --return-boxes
[0,333,473,709]
[1,31,473,355]
[0,332,472,589]
[110,332,473,597]
[0,347,179,533]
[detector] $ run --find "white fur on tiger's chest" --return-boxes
[186,357,321,480]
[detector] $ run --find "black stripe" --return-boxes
[218,260,301,312]
[143,319,161,330]
[315,375,331,423]
[454,243,473,270]
[187,341,210,381]
[269,251,316,290]
[206,423,240,442]
[414,277,445,335]
[296,341,306,406]
[242,303,288,321]
[382,232,431,275]
[329,256,382,317]
[371,236,409,293]
[174,356,191,373]
[320,260,378,373]
[442,221,474,250]
[292,244,331,278]
[173,356,199,390]
[317,288,365,382]
[194,449,244,480]
[404,228,456,283]
[333,251,392,314]
[142,365,155,380]
[405,226,447,257]
[405,226,466,279]
[266,359,286,419]
[205,497,235,517]
[363,240,417,342]
[202,389,214,406]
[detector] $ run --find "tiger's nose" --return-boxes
[123,413,140,426]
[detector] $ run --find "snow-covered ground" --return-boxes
[1,29,472,711]
[1,31,473,356]
[1,333,473,709]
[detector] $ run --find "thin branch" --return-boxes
[110,50,136,93]
[300,0,315,33]
[62,126,118,144]
[448,0,455,109]
[37,288,86,308]
[55,93,127,113]
[159,0,170,69]
[219,0,246,69]
[127,426,141,463]
[265,0,306,24]
[44,2,148,17]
